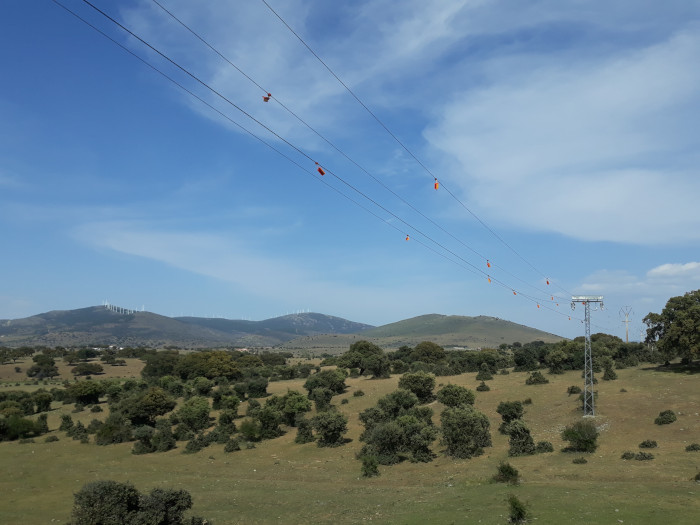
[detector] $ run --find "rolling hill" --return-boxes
[0,307,373,348]
[0,307,563,351]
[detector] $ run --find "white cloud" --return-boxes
[72,221,467,324]
[647,262,700,280]
[578,261,700,318]
[424,23,700,244]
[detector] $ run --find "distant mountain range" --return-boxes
[0,306,563,351]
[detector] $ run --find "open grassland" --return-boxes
[0,357,145,384]
[1,365,699,524]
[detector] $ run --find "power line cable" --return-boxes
[149,0,566,304]
[52,0,582,325]
[259,0,574,298]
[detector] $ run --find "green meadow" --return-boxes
[1,364,699,524]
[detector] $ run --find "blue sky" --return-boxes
[1,0,699,341]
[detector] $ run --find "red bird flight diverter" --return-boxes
[315,162,325,176]
[263,93,271,102]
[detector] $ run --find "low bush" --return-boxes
[621,451,635,460]
[90,405,103,413]
[492,461,519,484]
[535,441,554,453]
[522,398,532,405]
[361,455,380,478]
[655,410,677,425]
[525,371,549,385]
[567,385,582,396]
[635,452,654,461]
[224,438,241,453]
[685,443,700,452]
[572,456,588,464]
[561,419,599,452]
[639,440,657,449]
[353,390,365,397]
[507,494,530,523]
[476,381,490,392]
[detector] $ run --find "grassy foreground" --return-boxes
[1,365,699,524]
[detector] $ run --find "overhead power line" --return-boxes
[51,0,582,325]
[149,0,564,304]
[259,0,573,298]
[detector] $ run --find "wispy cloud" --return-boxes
[425,24,700,244]
[72,220,466,324]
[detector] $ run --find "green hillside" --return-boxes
[280,314,563,354]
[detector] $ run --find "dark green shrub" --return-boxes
[312,411,348,447]
[86,419,104,434]
[493,461,519,484]
[341,398,349,405]
[685,443,700,452]
[90,405,103,413]
[476,381,490,392]
[36,413,49,433]
[522,398,532,405]
[437,384,475,408]
[246,398,261,417]
[506,420,536,457]
[694,472,700,482]
[257,406,283,440]
[535,441,554,453]
[95,414,133,446]
[655,410,677,425]
[183,436,204,454]
[602,367,617,381]
[561,419,599,452]
[71,480,140,524]
[361,455,380,478]
[59,414,74,432]
[525,371,549,385]
[639,440,657,449]
[151,419,176,452]
[71,480,205,525]
[507,494,530,523]
[567,385,582,395]
[497,401,524,434]
[239,419,261,442]
[69,421,88,441]
[621,451,635,460]
[572,456,588,464]
[45,435,59,443]
[635,452,654,460]
[353,390,365,397]
[475,363,493,381]
[398,372,436,403]
[309,387,334,412]
[440,406,491,459]
[294,417,314,444]
[499,368,510,375]
[224,438,241,453]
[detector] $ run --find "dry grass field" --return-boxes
[1,364,699,524]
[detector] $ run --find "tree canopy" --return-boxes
[645,289,700,361]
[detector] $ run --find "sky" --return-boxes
[1,0,699,341]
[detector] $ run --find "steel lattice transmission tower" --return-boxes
[571,295,604,416]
